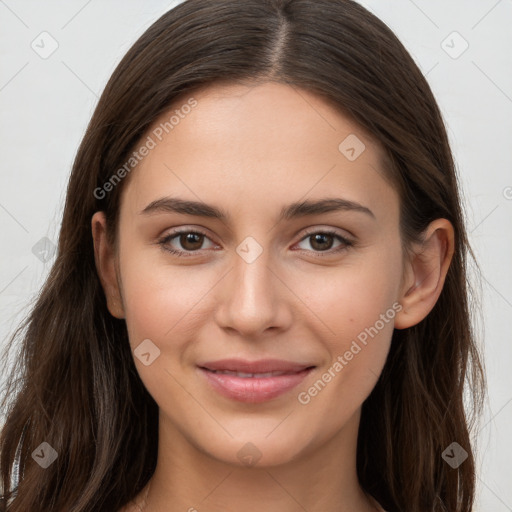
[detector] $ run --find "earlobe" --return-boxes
[91,212,125,319]
[394,219,455,330]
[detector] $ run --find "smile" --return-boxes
[197,358,316,403]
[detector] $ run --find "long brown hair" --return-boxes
[0,1,486,510]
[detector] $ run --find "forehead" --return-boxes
[120,81,398,225]
[162,80,380,158]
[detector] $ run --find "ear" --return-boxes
[91,211,125,319]
[394,218,455,330]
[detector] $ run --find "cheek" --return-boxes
[286,243,402,420]
[120,256,217,346]
[289,246,402,349]
[291,262,400,441]
[117,253,221,404]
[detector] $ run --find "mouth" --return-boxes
[197,358,316,403]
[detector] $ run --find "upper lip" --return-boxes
[199,358,315,374]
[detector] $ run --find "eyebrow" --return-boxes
[140,196,375,221]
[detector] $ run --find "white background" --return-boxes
[0,1,511,509]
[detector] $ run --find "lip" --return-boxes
[198,358,315,403]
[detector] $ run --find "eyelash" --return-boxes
[157,228,354,258]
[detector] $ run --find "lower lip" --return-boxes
[199,367,314,403]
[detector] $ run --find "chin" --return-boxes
[195,428,313,469]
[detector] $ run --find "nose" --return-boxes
[213,247,293,339]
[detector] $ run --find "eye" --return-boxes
[157,227,354,258]
[294,229,353,255]
[158,229,217,256]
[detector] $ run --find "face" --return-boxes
[101,81,409,467]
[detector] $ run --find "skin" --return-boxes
[92,81,454,512]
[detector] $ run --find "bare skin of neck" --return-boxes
[120,409,385,512]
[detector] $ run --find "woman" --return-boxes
[0,0,485,511]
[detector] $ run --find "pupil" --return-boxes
[181,233,202,250]
[312,233,333,251]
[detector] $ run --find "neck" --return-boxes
[142,408,379,512]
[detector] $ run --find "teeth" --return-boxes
[210,370,287,378]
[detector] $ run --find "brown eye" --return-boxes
[179,232,204,251]
[295,229,353,255]
[158,229,217,256]
[309,233,335,251]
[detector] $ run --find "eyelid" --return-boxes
[293,227,354,253]
[157,225,355,257]
[157,226,219,251]
[298,226,354,241]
